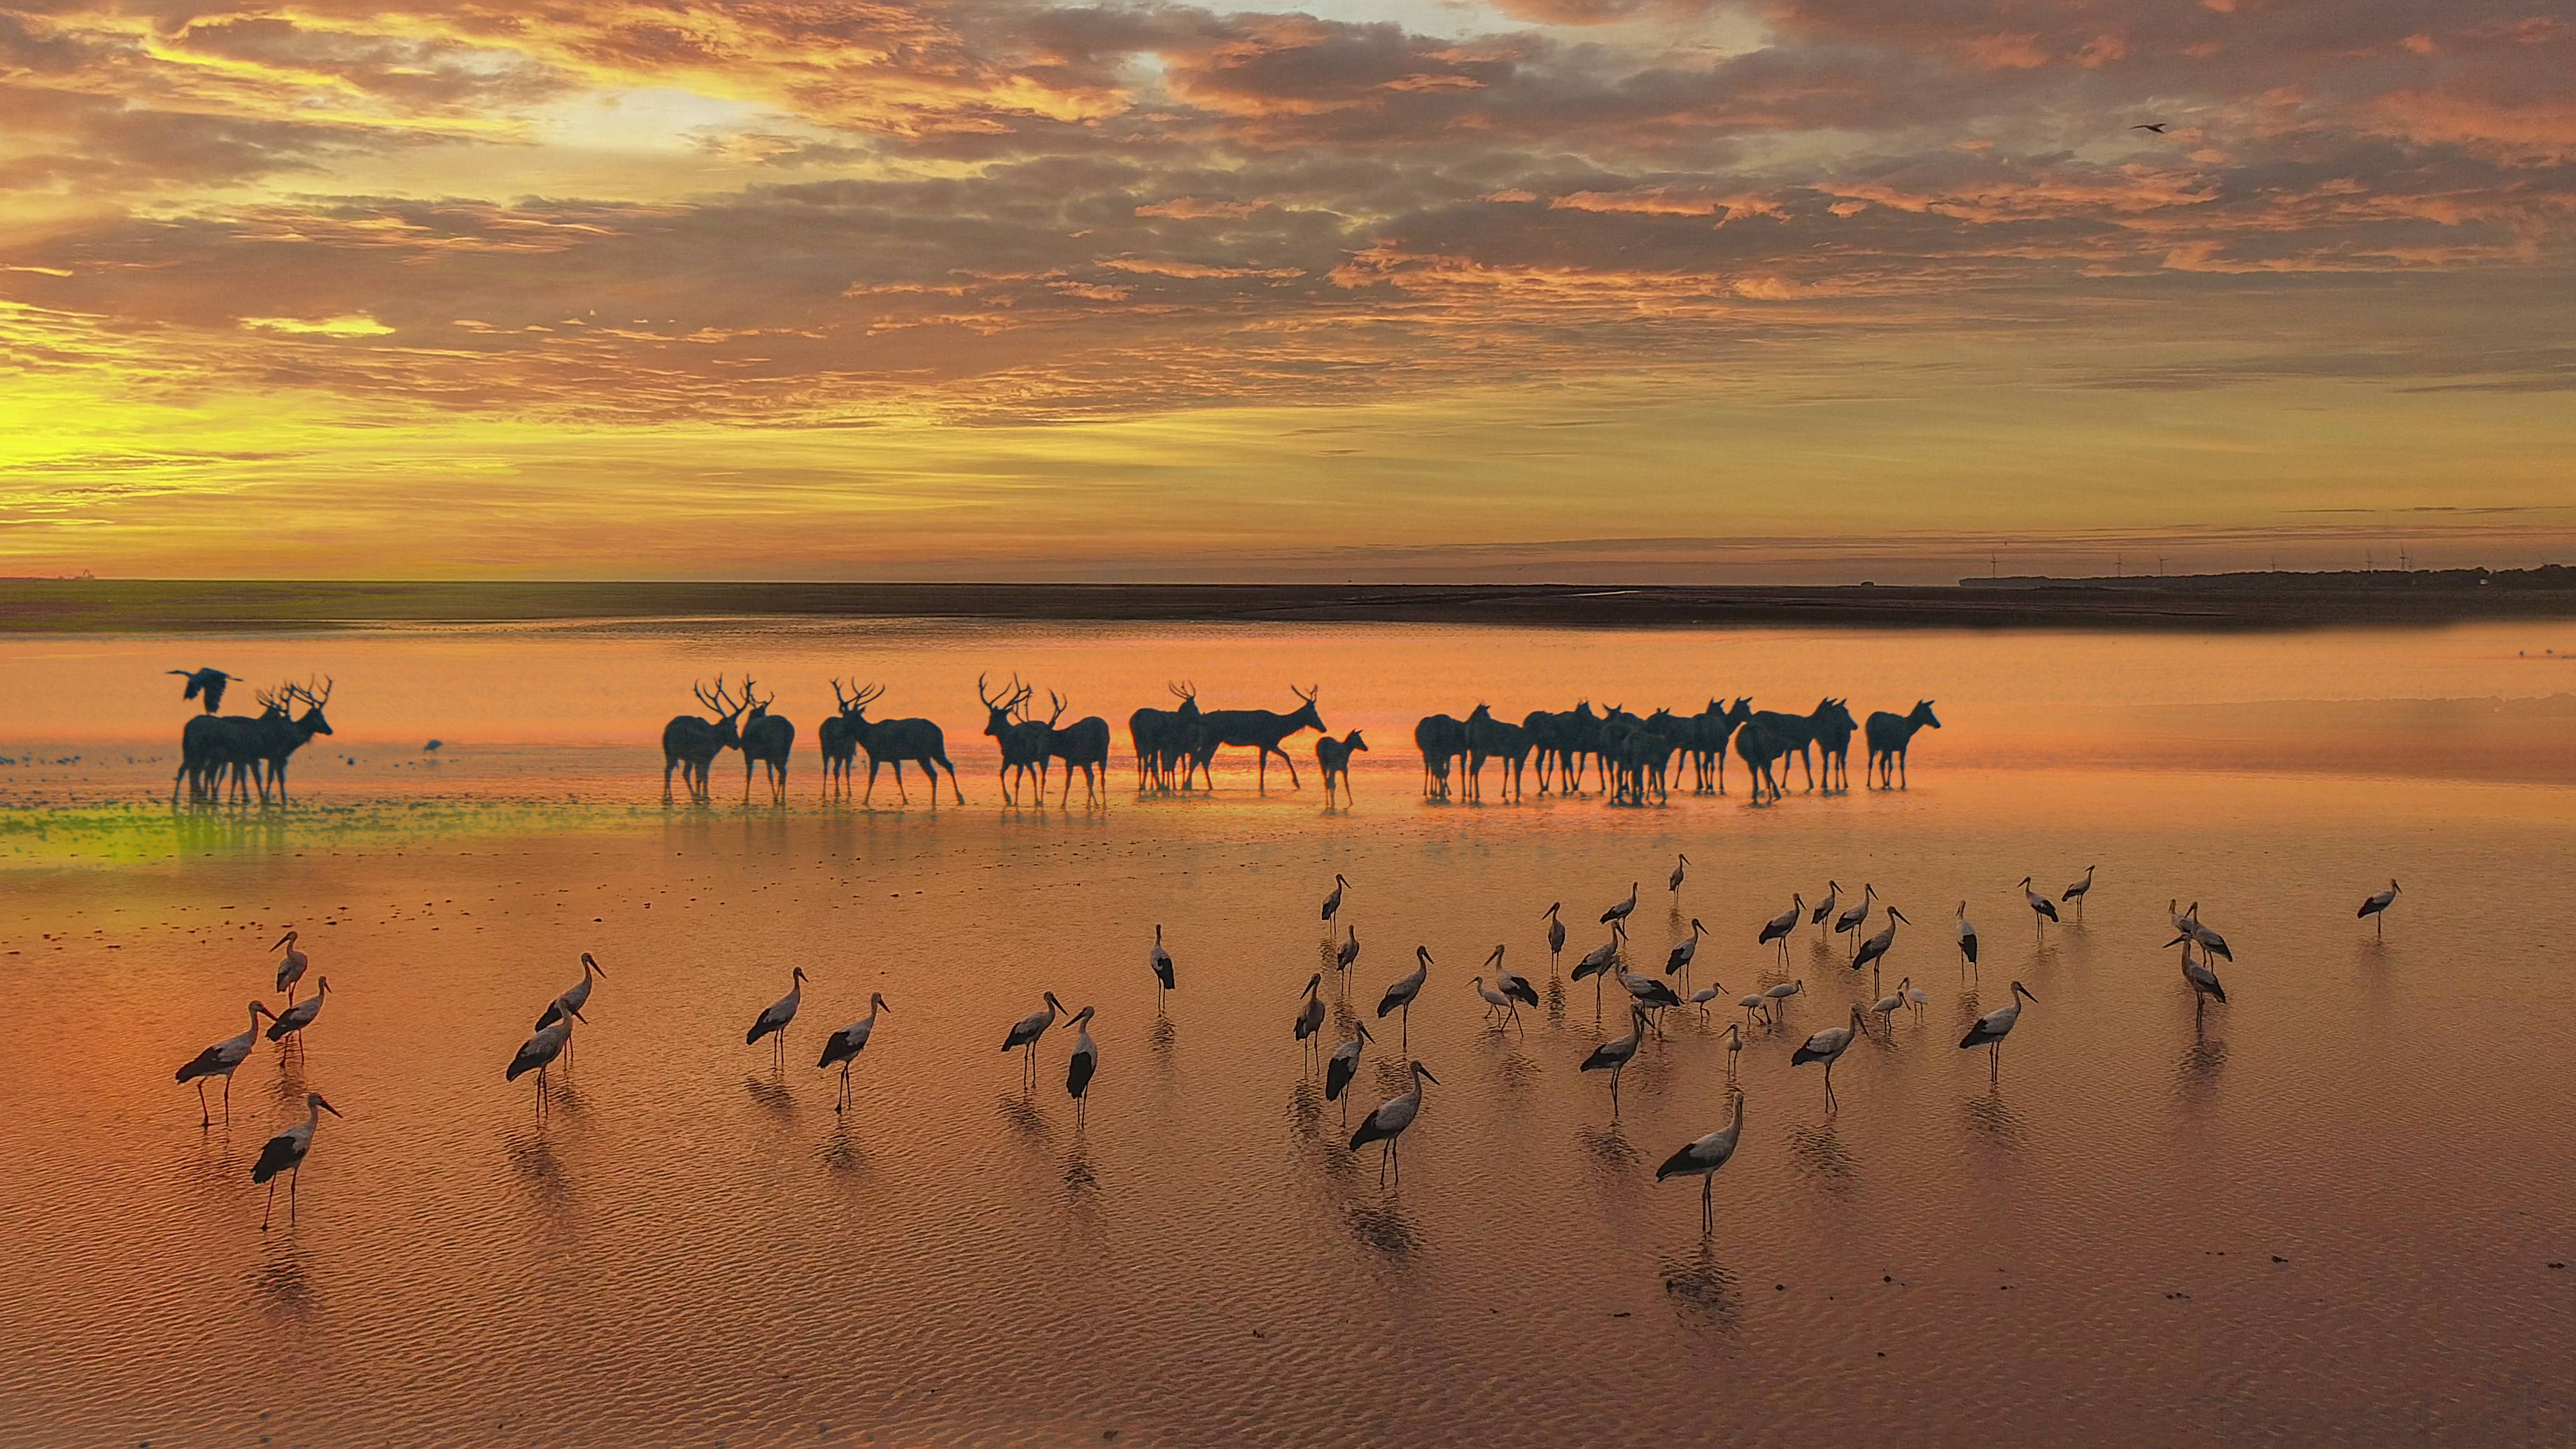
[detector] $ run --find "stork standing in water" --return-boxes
[1759,896,1803,963]
[1793,1006,1865,1110]
[1349,1061,1437,1185]
[253,1092,343,1230]
[1325,1022,1372,1112]
[1870,978,1910,1033]
[1321,874,1350,928]
[1377,947,1431,1049]
[537,953,606,1068]
[1719,1020,1743,1077]
[1003,991,1067,1089]
[507,1001,584,1116]
[1955,901,1980,977]
[1573,921,1626,1012]
[1621,966,1684,1038]
[175,1002,274,1125]
[1834,885,1877,957]
[2358,879,2400,940]
[1687,978,1726,1017]
[1764,978,1803,1019]
[1810,882,1840,939]
[2174,938,2227,1021]
[1064,1007,1098,1123]
[1336,926,1362,994]
[1542,903,1568,975]
[2019,877,2060,938]
[1295,973,1328,1063]
[273,931,310,1004]
[1851,908,1909,995]
[1738,990,1772,1028]
[817,993,889,1112]
[2062,865,2097,922]
[1602,882,1638,926]
[1663,918,1708,994]
[1657,1089,1745,1232]
[1488,945,1538,1016]
[1149,925,1176,1011]
[262,977,330,1056]
[1905,980,1929,1020]
[1668,854,1689,896]
[1472,975,1525,1036]
[1581,1005,1651,1115]
[2177,908,2232,962]
[746,966,806,1070]
[1960,981,2038,1081]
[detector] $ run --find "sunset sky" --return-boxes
[1,0,2570,581]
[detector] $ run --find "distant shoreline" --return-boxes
[3,570,2573,633]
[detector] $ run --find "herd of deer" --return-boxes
[1415,697,1942,805]
[168,677,337,806]
[654,674,1938,808]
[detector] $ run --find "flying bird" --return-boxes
[169,667,237,714]
[2132,122,2171,133]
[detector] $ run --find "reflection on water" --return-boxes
[3,622,2573,1448]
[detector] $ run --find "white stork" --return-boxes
[273,931,310,1003]
[1377,947,1431,1049]
[1960,981,2037,1080]
[817,993,889,1112]
[1325,1022,1373,1109]
[1295,973,1327,1063]
[1793,1005,1865,1110]
[1810,882,1840,938]
[1763,978,1803,1019]
[2178,939,2227,1021]
[1664,918,1708,993]
[175,1001,273,1125]
[2020,877,2059,937]
[1955,901,1980,975]
[1472,974,1523,1036]
[1321,873,1350,926]
[507,1000,584,1115]
[1668,854,1689,895]
[1871,977,1910,1030]
[1759,896,1803,962]
[2358,879,2400,940]
[746,966,806,1070]
[1149,925,1176,1008]
[262,976,330,1054]
[1065,1006,1098,1122]
[1349,1061,1438,1184]
[1542,903,1567,972]
[1656,1089,1745,1231]
[1602,881,1639,926]
[1852,908,1910,993]
[1488,944,1538,1014]
[2062,865,2097,921]
[537,952,606,1068]
[1580,1005,1651,1114]
[1003,991,1067,1087]
[1834,884,1877,956]
[253,1092,344,1230]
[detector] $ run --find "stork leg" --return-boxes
[1701,1173,1715,1234]
[196,1080,211,1126]
[1824,1061,1837,1113]
[289,1164,300,1223]
[262,1178,279,1231]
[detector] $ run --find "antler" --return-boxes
[1048,689,1069,726]
[851,680,884,711]
[710,674,742,714]
[1008,674,1033,712]
[1290,682,1318,702]
[694,678,722,713]
[977,671,1001,709]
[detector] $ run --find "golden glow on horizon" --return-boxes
[0,0,2570,579]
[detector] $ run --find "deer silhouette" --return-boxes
[1043,690,1112,805]
[833,681,963,805]
[253,677,335,804]
[1734,716,1794,805]
[1749,698,1841,793]
[1463,704,1533,801]
[738,678,794,805]
[820,681,862,794]
[1808,699,1860,791]
[979,673,1055,805]
[1414,713,1464,798]
[1680,698,1752,794]
[1866,700,1941,789]
[1316,729,1367,805]
[1189,685,1324,791]
[174,690,284,804]
[1559,702,1603,794]
[1129,683,1192,792]
[663,677,747,803]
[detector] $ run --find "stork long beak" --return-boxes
[1415,1066,1440,1085]
[316,1097,344,1118]
[565,1003,588,1022]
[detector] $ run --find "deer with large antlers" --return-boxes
[978,672,1055,806]
[1042,689,1112,806]
[1187,684,1325,791]
[736,675,795,805]
[663,677,747,803]
[836,680,964,805]
[1127,681,1198,792]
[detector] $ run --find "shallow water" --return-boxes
[2,623,2573,1447]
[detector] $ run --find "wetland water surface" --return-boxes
[1,621,2572,1447]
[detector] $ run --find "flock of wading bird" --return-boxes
[174,858,2409,1234]
[654,672,1947,809]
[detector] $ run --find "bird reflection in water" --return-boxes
[742,1074,796,1122]
[2174,1035,2229,1099]
[1963,1089,2029,1148]
[1062,1131,1099,1201]
[1577,1122,1640,1185]
[819,1126,867,1178]
[1659,1242,1742,1337]
[1284,1075,1325,1140]
[997,1092,1054,1149]
[252,1245,317,1321]
[1787,1120,1859,1197]
[1148,1014,1177,1061]
[1344,1196,1420,1259]
[505,1130,571,1210]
